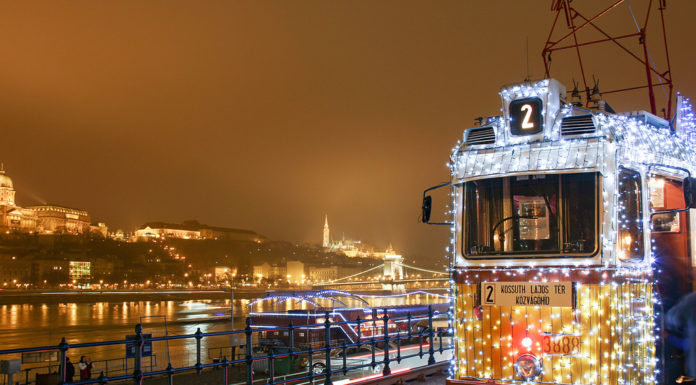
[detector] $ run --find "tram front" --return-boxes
[424,79,696,385]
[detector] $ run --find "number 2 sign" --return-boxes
[482,283,496,305]
[510,97,543,135]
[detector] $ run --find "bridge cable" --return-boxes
[331,264,385,282]
[399,263,448,275]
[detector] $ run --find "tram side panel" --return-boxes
[452,270,655,385]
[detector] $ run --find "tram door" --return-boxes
[649,177,694,385]
[649,177,693,310]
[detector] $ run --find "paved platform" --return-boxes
[138,362,449,385]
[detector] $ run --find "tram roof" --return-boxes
[452,108,696,180]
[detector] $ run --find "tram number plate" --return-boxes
[480,282,574,308]
[542,335,581,355]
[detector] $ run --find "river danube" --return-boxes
[0,292,447,376]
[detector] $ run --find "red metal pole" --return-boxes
[544,0,625,51]
[641,30,658,115]
[566,8,591,105]
[542,6,564,78]
[659,2,673,118]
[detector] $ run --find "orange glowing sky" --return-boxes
[0,1,694,259]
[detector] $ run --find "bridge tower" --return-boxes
[382,247,403,280]
[382,246,405,292]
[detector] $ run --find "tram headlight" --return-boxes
[515,354,542,380]
[521,337,533,349]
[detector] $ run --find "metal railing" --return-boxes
[11,355,157,385]
[0,306,452,385]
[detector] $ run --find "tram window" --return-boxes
[562,173,597,253]
[617,168,644,261]
[463,172,598,258]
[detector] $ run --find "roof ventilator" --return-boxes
[560,114,596,136]
[465,126,495,145]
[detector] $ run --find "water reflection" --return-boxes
[0,292,447,371]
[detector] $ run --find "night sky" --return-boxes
[0,1,694,260]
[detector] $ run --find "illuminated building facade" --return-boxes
[136,222,200,240]
[0,170,15,206]
[68,261,91,280]
[252,262,286,280]
[308,265,338,282]
[0,170,38,232]
[214,266,237,283]
[2,207,38,231]
[90,222,109,237]
[321,217,395,259]
[286,260,305,283]
[28,205,91,234]
[135,220,263,242]
[0,169,95,234]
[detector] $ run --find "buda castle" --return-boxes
[0,168,98,235]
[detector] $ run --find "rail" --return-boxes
[0,305,452,385]
[12,355,157,385]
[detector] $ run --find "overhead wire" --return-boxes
[626,0,668,99]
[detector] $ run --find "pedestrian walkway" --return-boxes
[140,362,449,385]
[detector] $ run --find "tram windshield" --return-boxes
[463,172,599,257]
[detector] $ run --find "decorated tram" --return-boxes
[423,78,696,385]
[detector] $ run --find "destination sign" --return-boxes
[480,282,574,308]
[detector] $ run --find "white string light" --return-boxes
[442,79,695,385]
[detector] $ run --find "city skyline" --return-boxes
[1,2,696,259]
[0,163,408,250]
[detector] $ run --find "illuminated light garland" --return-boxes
[677,94,696,143]
[439,79,694,385]
[247,295,319,308]
[249,307,440,345]
[250,290,451,311]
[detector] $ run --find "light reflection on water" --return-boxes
[0,293,446,370]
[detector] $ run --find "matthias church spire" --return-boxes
[323,215,330,248]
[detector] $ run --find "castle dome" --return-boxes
[0,171,13,189]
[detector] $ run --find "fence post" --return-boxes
[134,323,144,385]
[195,327,203,374]
[341,342,347,375]
[439,329,444,354]
[289,321,295,360]
[308,344,314,384]
[166,362,174,385]
[427,306,435,365]
[382,309,391,376]
[324,311,332,385]
[245,317,254,385]
[269,348,275,385]
[370,308,376,370]
[371,336,376,369]
[396,330,402,364]
[58,337,68,384]
[355,317,361,350]
[222,355,228,385]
